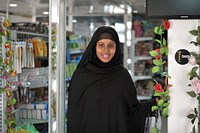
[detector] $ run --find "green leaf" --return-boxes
[198,26,200,33]
[197,36,200,43]
[153,59,162,66]
[154,91,164,97]
[190,41,200,46]
[155,39,162,44]
[152,127,159,133]
[162,107,168,117]
[164,90,170,96]
[152,105,159,112]
[0,88,6,93]
[187,91,197,98]
[163,102,170,107]
[11,98,16,105]
[160,47,166,54]
[152,66,160,73]
[187,113,196,119]
[158,99,164,107]
[191,66,199,72]
[154,26,160,34]
[149,50,158,57]
[189,30,198,36]
[162,38,167,45]
[158,26,164,35]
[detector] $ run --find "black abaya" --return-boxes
[67,26,156,133]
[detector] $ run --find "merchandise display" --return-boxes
[8,25,49,132]
[132,37,154,100]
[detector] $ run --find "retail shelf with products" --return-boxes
[66,34,89,80]
[130,31,155,101]
[10,30,49,126]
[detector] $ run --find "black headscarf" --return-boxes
[67,26,156,133]
[77,26,122,68]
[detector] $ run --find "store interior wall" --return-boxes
[168,19,199,132]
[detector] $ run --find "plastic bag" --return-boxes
[15,123,39,133]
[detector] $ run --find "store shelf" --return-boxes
[137,95,152,101]
[19,119,48,124]
[134,76,152,81]
[69,49,84,55]
[134,56,152,62]
[129,30,155,100]
[135,37,153,43]
[29,82,48,89]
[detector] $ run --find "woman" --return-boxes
[67,26,156,133]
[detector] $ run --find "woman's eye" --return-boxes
[108,44,114,48]
[98,43,104,48]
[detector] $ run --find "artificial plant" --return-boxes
[0,18,17,131]
[186,26,200,133]
[149,20,171,133]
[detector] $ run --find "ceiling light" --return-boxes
[43,12,49,15]
[120,4,124,8]
[9,4,17,7]
[133,10,138,13]
[73,19,77,23]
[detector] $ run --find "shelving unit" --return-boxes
[10,30,49,131]
[66,35,89,80]
[130,31,154,100]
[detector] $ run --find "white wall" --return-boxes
[168,20,199,132]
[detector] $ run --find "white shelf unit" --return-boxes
[11,31,49,125]
[130,31,154,100]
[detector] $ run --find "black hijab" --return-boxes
[77,26,122,69]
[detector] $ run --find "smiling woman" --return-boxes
[67,26,158,133]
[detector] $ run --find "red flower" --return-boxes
[154,48,162,59]
[154,83,164,92]
[163,20,170,30]
[5,59,10,65]
[4,43,10,48]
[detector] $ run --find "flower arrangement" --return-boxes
[186,26,200,133]
[149,20,171,133]
[0,18,17,131]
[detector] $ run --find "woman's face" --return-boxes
[96,39,116,63]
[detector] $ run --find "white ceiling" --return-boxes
[0,0,147,22]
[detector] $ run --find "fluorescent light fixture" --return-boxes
[133,10,138,13]
[9,4,17,7]
[73,19,77,23]
[120,4,124,8]
[89,5,93,13]
[43,12,49,15]
[127,59,131,64]
[126,40,131,46]
[115,23,125,31]
[126,21,132,29]
[113,6,125,14]
[127,31,131,40]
